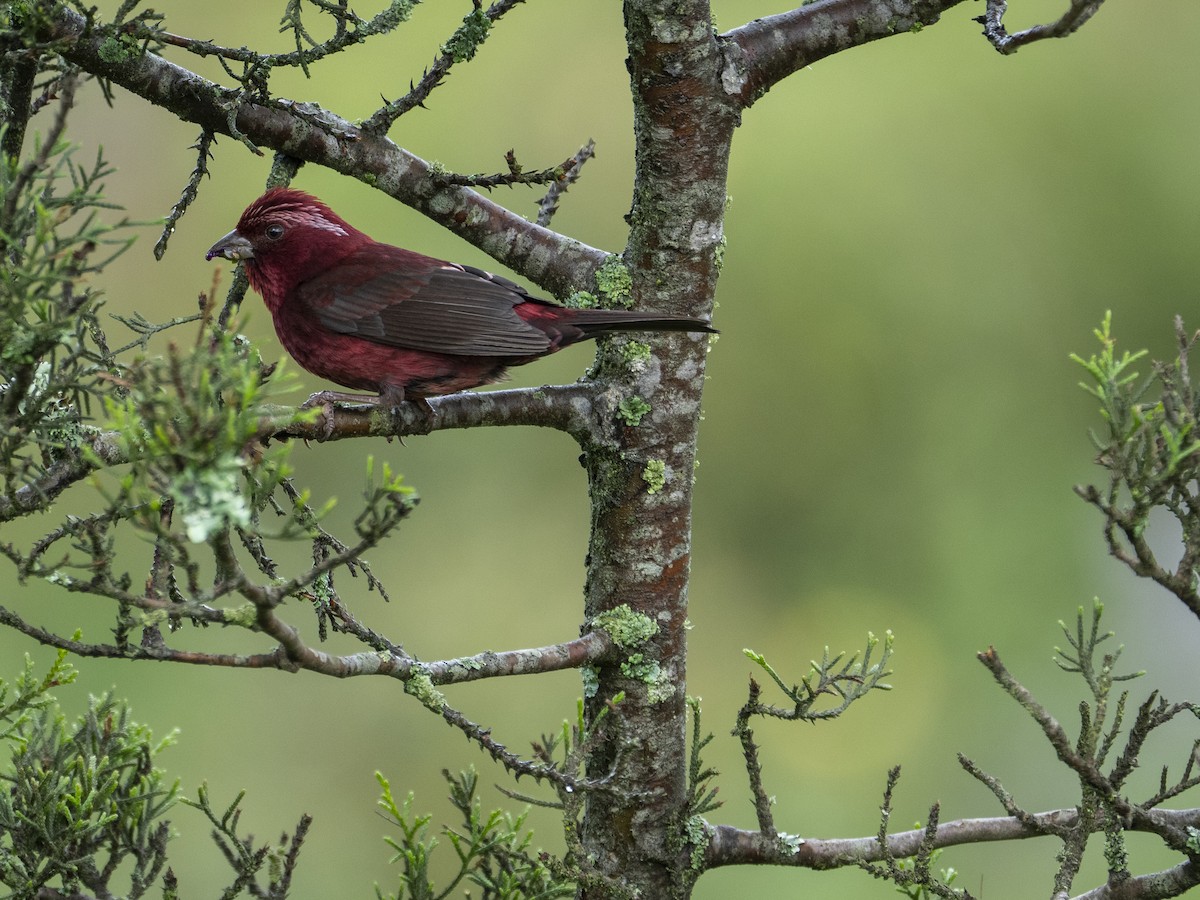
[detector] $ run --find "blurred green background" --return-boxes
[5,1,1200,896]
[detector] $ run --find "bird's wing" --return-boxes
[293,246,554,357]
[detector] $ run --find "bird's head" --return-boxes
[206,188,366,301]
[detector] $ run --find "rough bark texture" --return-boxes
[579,3,738,896]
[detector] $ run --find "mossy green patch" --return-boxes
[618,396,651,426]
[595,256,633,309]
[642,459,666,494]
[593,604,658,648]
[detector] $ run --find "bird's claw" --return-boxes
[300,391,369,440]
[316,400,336,441]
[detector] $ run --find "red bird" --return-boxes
[205,189,716,411]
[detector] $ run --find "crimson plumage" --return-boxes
[205,188,716,408]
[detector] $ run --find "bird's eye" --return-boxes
[265,224,285,241]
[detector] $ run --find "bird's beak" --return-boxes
[205,229,255,262]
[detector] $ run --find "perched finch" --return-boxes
[205,189,716,411]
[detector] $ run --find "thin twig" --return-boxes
[361,0,527,135]
[537,139,596,227]
[154,129,214,259]
[977,0,1108,55]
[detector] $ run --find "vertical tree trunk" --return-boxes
[581,3,738,896]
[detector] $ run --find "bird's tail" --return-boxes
[566,308,718,337]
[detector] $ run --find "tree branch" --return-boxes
[0,596,614,685]
[705,808,1200,869]
[0,383,607,524]
[422,632,616,684]
[37,5,605,298]
[264,382,612,447]
[721,0,969,110]
[978,0,1107,56]
[361,0,528,135]
[1067,861,1200,900]
[0,431,125,523]
[151,1,409,72]
[978,647,1192,850]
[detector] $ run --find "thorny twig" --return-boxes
[360,0,527,134]
[537,139,596,227]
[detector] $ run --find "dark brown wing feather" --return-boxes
[293,245,553,357]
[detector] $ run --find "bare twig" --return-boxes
[977,0,1107,56]
[432,147,584,192]
[360,0,527,135]
[705,808,1200,870]
[154,129,214,259]
[0,383,606,526]
[537,139,596,227]
[958,753,1051,831]
[147,1,406,74]
[732,678,776,837]
[1068,861,1200,900]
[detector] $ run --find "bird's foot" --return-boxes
[303,389,381,409]
[301,390,378,440]
[297,390,435,441]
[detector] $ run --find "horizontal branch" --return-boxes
[265,382,607,446]
[1068,860,1200,900]
[721,0,969,109]
[230,629,618,685]
[0,384,607,525]
[256,602,617,684]
[36,5,605,298]
[424,632,616,684]
[705,807,1200,869]
[0,597,615,686]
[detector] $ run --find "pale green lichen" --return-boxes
[778,832,805,854]
[592,603,665,703]
[171,456,251,543]
[713,234,727,272]
[222,604,258,628]
[620,340,652,369]
[618,396,651,427]
[593,604,658,648]
[441,6,491,62]
[581,664,599,699]
[686,816,709,871]
[98,34,140,64]
[620,652,654,681]
[595,256,633,309]
[620,654,674,704]
[642,459,666,494]
[404,672,446,711]
[645,665,675,704]
[566,290,598,309]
